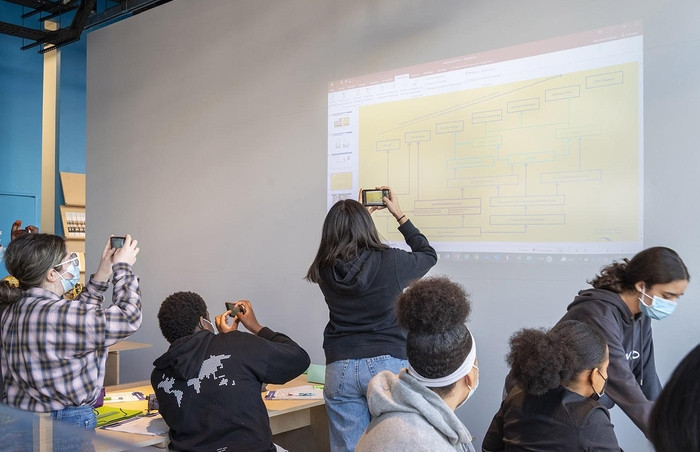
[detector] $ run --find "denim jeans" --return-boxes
[50,406,97,452]
[50,405,97,429]
[324,355,408,452]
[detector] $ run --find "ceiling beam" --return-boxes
[3,0,55,9]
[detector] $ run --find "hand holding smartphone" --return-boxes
[225,302,244,318]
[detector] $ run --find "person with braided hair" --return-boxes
[483,321,621,451]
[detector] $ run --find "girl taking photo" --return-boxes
[306,187,437,451]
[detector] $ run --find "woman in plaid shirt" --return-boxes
[0,233,142,429]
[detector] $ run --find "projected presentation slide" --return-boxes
[327,22,643,256]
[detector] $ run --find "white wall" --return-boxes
[86,1,700,450]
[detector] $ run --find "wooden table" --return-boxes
[266,376,329,451]
[96,375,329,452]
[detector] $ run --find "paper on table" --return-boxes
[101,413,169,436]
[264,385,323,400]
[103,390,146,402]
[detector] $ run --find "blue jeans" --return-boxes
[50,406,97,452]
[324,355,408,452]
[50,405,97,429]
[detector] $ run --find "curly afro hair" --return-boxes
[157,291,208,343]
[507,320,607,395]
[397,276,472,385]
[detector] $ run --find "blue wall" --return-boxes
[0,3,44,277]
[0,2,87,276]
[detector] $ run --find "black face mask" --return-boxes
[590,369,608,401]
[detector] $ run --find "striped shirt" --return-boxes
[1,262,142,412]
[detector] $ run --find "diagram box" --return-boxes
[508,151,555,165]
[405,130,431,142]
[490,214,566,225]
[448,174,519,188]
[415,198,480,216]
[545,85,581,101]
[472,136,502,147]
[490,195,565,207]
[507,98,540,113]
[375,139,401,151]
[448,156,495,169]
[540,170,602,183]
[436,121,464,134]
[472,110,503,123]
[586,71,624,89]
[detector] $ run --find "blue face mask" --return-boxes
[638,286,677,320]
[58,262,80,293]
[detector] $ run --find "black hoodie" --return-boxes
[558,288,661,436]
[318,219,437,363]
[151,328,310,452]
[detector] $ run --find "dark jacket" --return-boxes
[483,386,622,452]
[151,328,310,452]
[557,288,660,436]
[318,219,437,363]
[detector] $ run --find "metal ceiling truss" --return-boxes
[0,0,171,53]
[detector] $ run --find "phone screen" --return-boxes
[110,236,125,249]
[362,189,389,206]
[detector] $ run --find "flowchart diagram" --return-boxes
[358,62,641,247]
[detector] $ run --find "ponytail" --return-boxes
[0,278,23,306]
[508,321,607,395]
[589,247,689,293]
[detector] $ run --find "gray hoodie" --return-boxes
[558,288,660,436]
[356,370,476,452]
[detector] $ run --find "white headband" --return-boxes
[408,327,476,388]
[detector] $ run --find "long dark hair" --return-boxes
[0,233,67,305]
[589,247,689,293]
[306,199,388,283]
[508,320,607,395]
[650,343,700,452]
[397,276,472,397]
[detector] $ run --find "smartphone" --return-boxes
[110,236,126,249]
[147,394,159,411]
[361,189,390,206]
[225,302,243,317]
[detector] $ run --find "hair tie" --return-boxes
[2,276,20,288]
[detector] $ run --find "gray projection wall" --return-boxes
[86,1,700,450]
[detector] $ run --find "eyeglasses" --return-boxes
[55,252,80,269]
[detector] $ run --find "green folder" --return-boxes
[95,405,143,427]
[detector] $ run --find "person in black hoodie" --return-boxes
[553,247,689,437]
[306,187,438,452]
[484,321,621,451]
[151,292,310,452]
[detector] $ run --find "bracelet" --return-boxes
[396,215,406,223]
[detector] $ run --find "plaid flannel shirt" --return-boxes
[1,262,142,412]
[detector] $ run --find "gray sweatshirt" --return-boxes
[356,370,476,452]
